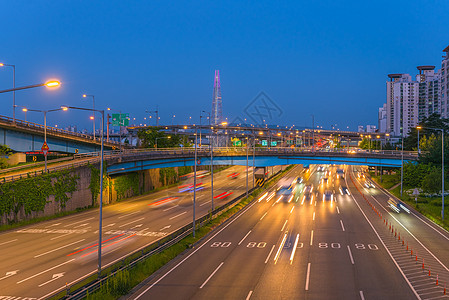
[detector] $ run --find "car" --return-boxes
[321,177,328,185]
[323,190,333,201]
[303,184,313,194]
[339,186,350,195]
[317,166,325,172]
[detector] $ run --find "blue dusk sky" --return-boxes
[0,0,448,132]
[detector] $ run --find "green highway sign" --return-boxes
[111,113,129,126]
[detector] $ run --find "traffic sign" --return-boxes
[111,113,130,126]
[41,142,49,157]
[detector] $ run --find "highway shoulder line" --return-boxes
[345,173,421,299]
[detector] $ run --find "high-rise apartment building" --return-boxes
[381,45,449,137]
[442,46,449,117]
[378,103,387,132]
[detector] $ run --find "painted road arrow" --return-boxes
[0,270,18,281]
[38,272,65,287]
[159,225,171,231]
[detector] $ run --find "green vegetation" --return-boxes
[159,167,178,185]
[0,169,79,222]
[0,144,13,169]
[137,127,190,148]
[114,172,139,200]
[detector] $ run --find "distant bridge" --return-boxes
[105,148,417,175]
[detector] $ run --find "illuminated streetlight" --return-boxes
[82,94,96,139]
[21,106,67,172]
[62,105,105,275]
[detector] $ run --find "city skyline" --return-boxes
[0,1,448,132]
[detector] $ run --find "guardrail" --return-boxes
[0,114,120,145]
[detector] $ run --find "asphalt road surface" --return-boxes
[128,165,449,300]
[0,165,283,299]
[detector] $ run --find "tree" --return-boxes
[404,113,449,151]
[137,128,189,148]
[0,144,13,169]
[421,167,442,193]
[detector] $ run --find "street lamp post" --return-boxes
[311,115,315,153]
[400,132,404,197]
[62,105,104,276]
[193,129,197,237]
[0,63,15,123]
[246,136,249,198]
[201,110,214,212]
[0,81,60,94]
[417,126,422,154]
[82,94,96,139]
[23,107,68,172]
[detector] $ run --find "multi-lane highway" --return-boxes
[128,165,449,300]
[0,165,282,299]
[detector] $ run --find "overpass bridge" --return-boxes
[105,147,417,175]
[0,114,120,153]
[0,147,416,182]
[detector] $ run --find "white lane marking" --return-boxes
[359,290,365,300]
[169,211,187,220]
[159,225,171,231]
[73,223,88,228]
[246,290,253,300]
[281,220,288,231]
[340,220,345,232]
[312,211,316,221]
[45,223,61,228]
[345,175,421,299]
[290,206,295,213]
[163,205,179,212]
[34,239,85,258]
[238,231,252,246]
[336,206,340,214]
[118,211,141,219]
[38,272,64,287]
[260,212,268,220]
[347,245,355,265]
[305,262,311,291]
[369,191,449,274]
[50,233,72,240]
[265,245,276,264]
[310,230,314,246]
[274,233,288,264]
[377,185,449,242]
[16,259,75,284]
[199,262,224,288]
[290,234,300,264]
[0,239,18,246]
[132,169,299,299]
[119,217,145,228]
[200,200,212,207]
[63,217,94,227]
[0,270,18,281]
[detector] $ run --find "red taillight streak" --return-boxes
[66,233,125,256]
[81,234,136,257]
